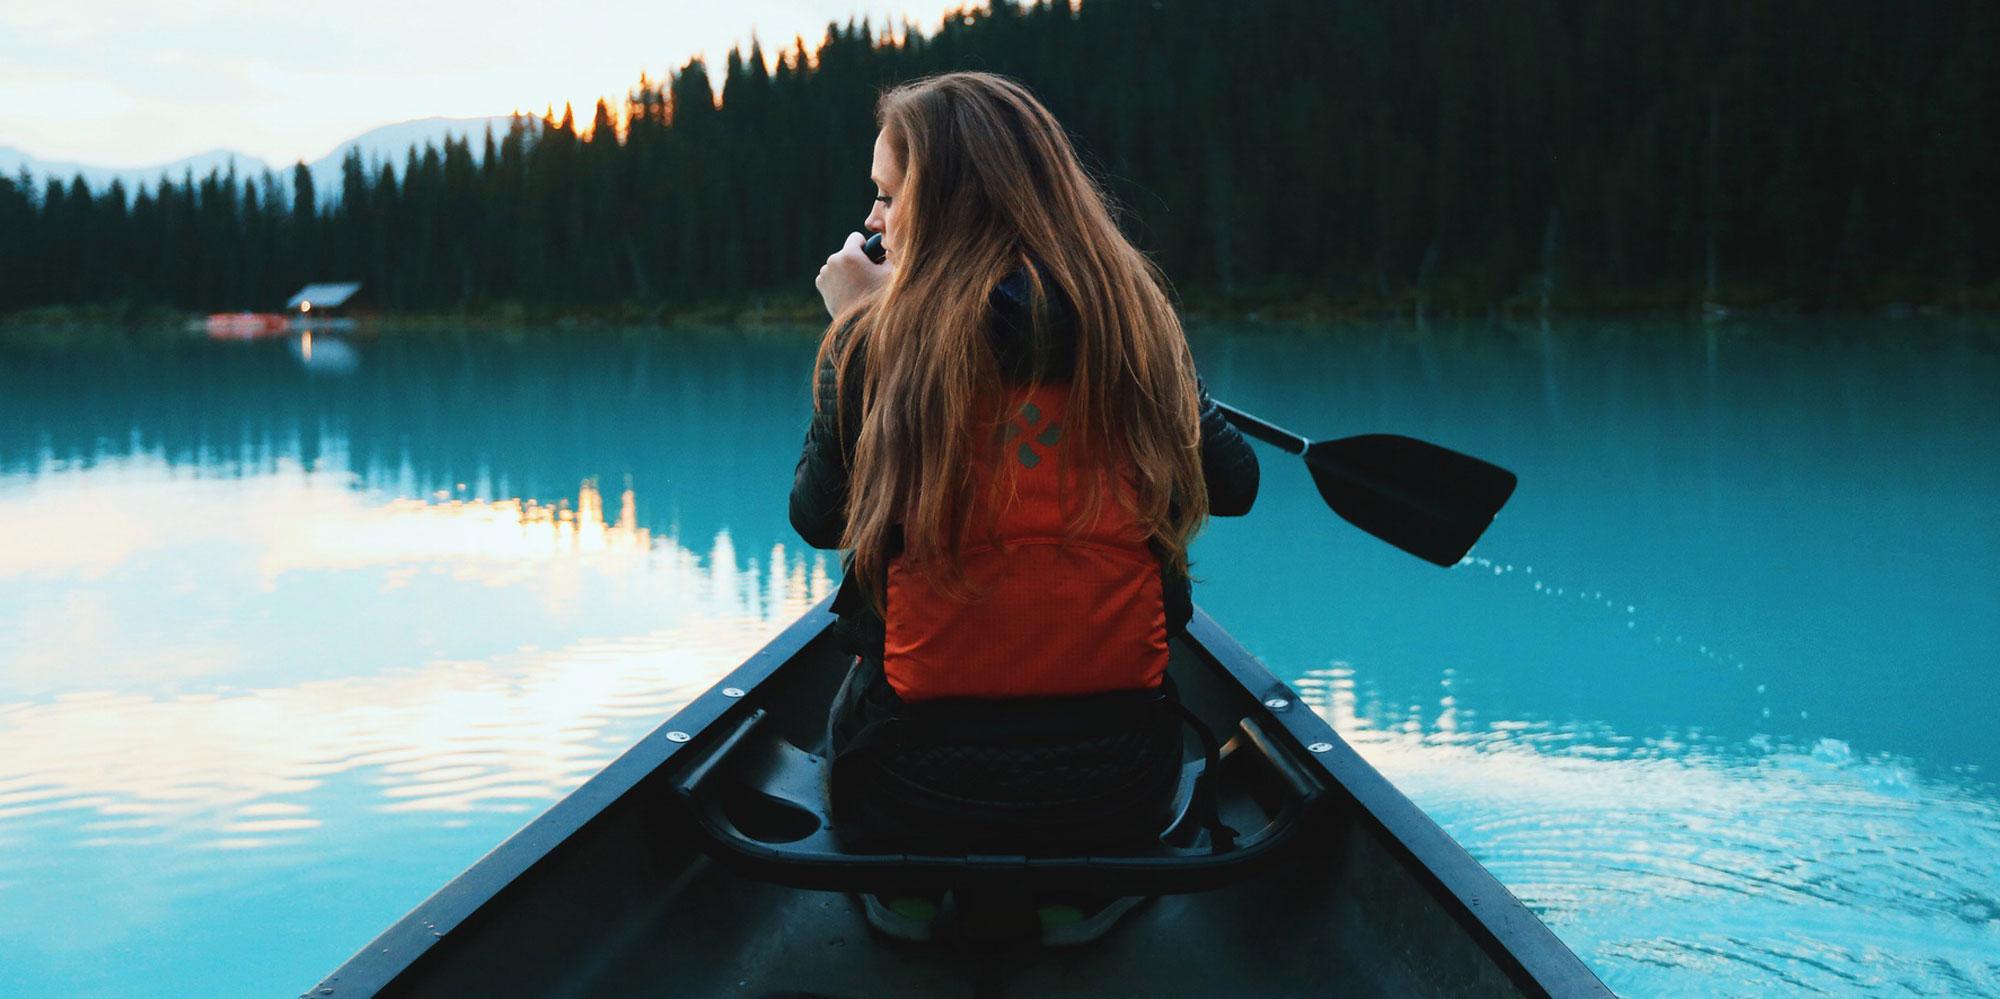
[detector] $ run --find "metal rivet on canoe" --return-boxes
[722,687,745,698]
[1307,742,1333,753]
[1264,697,1290,710]
[666,731,692,743]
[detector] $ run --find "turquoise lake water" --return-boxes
[0,321,1995,996]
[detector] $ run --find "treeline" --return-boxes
[2,0,1994,319]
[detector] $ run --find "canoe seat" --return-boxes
[668,706,1326,898]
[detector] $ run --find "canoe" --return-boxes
[202,312,291,338]
[309,600,1610,997]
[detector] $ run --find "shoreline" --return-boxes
[4,297,1998,336]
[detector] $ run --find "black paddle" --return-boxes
[860,233,1516,565]
[1215,402,1516,567]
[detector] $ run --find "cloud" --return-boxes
[0,0,964,167]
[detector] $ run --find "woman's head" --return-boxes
[864,73,1100,268]
[825,71,1208,599]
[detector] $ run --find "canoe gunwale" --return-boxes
[1183,608,1611,998]
[308,602,837,998]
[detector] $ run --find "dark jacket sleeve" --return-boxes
[1160,376,1258,637]
[789,339,860,550]
[790,334,885,654]
[1196,377,1259,516]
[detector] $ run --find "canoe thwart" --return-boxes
[668,702,1329,898]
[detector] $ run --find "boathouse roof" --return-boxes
[286,283,362,310]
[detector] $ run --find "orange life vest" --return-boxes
[883,384,1169,702]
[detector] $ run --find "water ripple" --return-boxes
[1299,664,2000,996]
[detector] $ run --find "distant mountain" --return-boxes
[1,115,523,205]
[296,116,522,202]
[0,146,264,197]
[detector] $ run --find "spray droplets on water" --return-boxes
[1459,551,1809,730]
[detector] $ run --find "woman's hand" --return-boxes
[816,231,891,317]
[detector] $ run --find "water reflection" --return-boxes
[0,330,818,555]
[291,331,360,374]
[1298,665,2000,996]
[260,475,653,580]
[0,445,833,996]
[0,472,830,849]
[1,473,828,843]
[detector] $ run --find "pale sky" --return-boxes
[0,1,971,169]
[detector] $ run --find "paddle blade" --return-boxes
[1303,434,1518,566]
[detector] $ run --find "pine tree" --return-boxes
[6,0,1996,317]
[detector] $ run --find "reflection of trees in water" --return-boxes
[0,331,822,546]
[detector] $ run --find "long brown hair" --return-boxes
[819,71,1207,600]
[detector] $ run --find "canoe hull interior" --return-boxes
[315,604,1607,998]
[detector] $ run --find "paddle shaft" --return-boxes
[1212,402,1308,456]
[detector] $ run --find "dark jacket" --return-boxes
[789,269,1259,659]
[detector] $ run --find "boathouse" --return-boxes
[285,282,363,317]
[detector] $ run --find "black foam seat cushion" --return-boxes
[829,692,1186,855]
[669,704,1322,898]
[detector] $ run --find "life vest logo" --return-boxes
[1002,401,1062,468]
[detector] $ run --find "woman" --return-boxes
[792,72,1258,853]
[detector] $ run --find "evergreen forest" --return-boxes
[1,0,1994,320]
